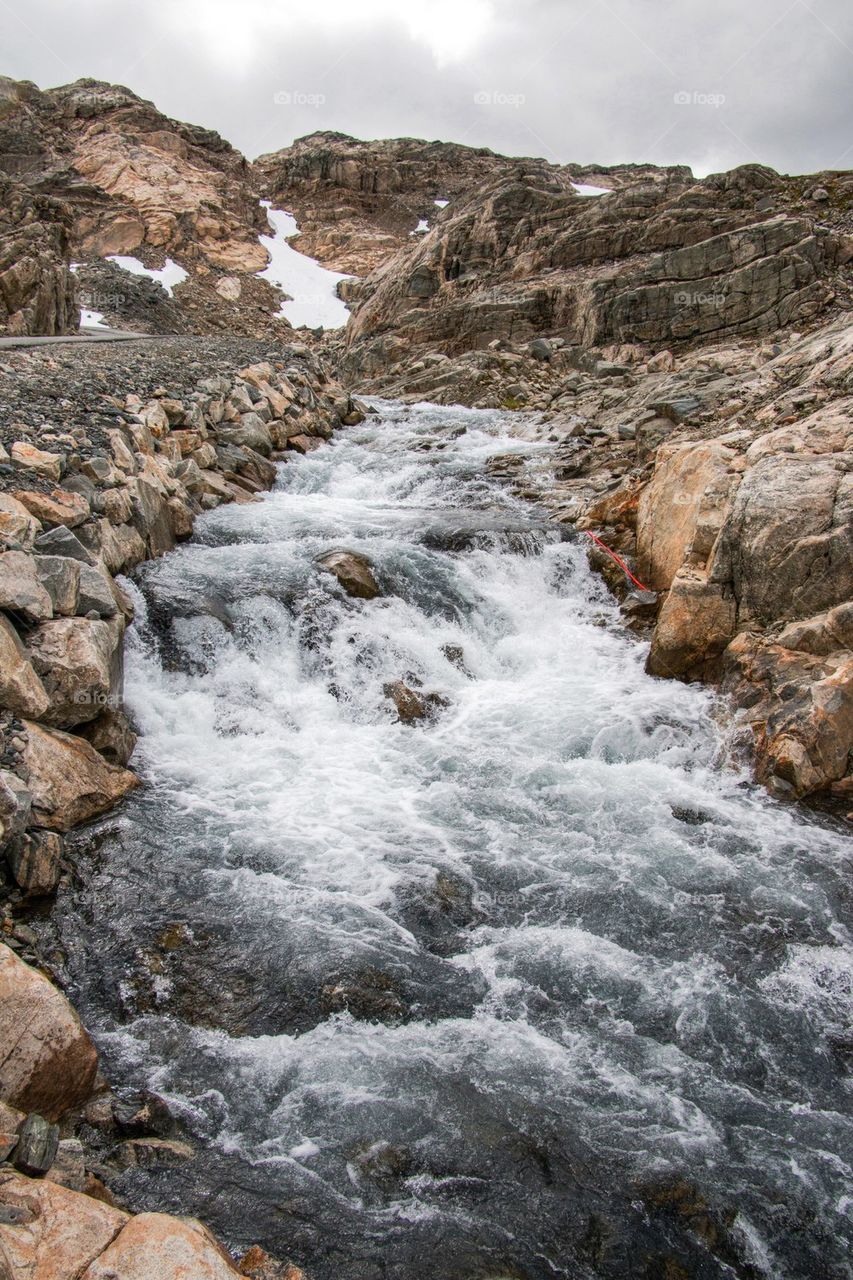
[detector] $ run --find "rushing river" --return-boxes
[50,401,852,1279]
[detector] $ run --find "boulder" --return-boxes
[722,636,853,798]
[0,1101,24,1162]
[317,549,380,599]
[78,707,137,767]
[0,615,50,719]
[81,1212,241,1279]
[647,572,737,680]
[238,1245,305,1279]
[76,564,119,618]
[286,434,322,454]
[13,1113,60,1176]
[0,550,53,621]
[383,680,448,724]
[0,943,99,1119]
[44,1138,87,1192]
[34,555,81,616]
[636,441,736,590]
[0,1171,128,1278]
[7,830,64,896]
[12,489,89,530]
[0,493,42,551]
[710,454,853,628]
[25,617,124,729]
[33,524,97,565]
[19,720,139,831]
[10,443,63,481]
[218,414,273,456]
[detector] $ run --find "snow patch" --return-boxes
[257,202,352,330]
[80,309,109,330]
[107,255,189,296]
[572,182,611,197]
[412,219,430,234]
[434,199,449,208]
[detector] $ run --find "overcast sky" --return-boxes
[4,0,852,176]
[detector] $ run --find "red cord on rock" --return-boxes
[584,530,651,593]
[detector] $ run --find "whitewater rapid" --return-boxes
[51,401,852,1279]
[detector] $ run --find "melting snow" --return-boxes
[412,219,430,234]
[572,182,611,197]
[80,309,109,330]
[107,255,189,296]
[257,202,352,330]
[434,198,449,208]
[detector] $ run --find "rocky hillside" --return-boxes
[255,131,667,276]
[0,77,286,337]
[342,164,853,378]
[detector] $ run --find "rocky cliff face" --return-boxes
[255,131,679,278]
[343,164,852,377]
[0,77,266,271]
[0,175,78,335]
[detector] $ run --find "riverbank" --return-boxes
[0,336,363,1276]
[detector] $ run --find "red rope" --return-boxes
[584,530,651,593]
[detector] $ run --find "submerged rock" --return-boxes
[317,549,381,599]
[383,679,449,724]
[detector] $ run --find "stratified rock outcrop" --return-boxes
[0,175,77,335]
[343,164,851,380]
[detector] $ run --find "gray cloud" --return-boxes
[4,0,852,175]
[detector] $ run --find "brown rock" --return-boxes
[7,830,64,896]
[647,573,737,680]
[239,1245,305,1279]
[25,616,125,729]
[20,720,139,831]
[78,707,137,767]
[636,442,736,590]
[0,493,42,550]
[81,1212,241,1279]
[0,1171,128,1277]
[317,549,380,599]
[0,943,99,1119]
[0,549,54,621]
[383,680,449,724]
[286,433,322,455]
[0,1101,24,1162]
[10,443,63,481]
[0,615,50,719]
[13,489,90,530]
[722,637,853,798]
